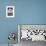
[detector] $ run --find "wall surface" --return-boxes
[0,0,17,44]
[16,0,46,24]
[0,0,46,45]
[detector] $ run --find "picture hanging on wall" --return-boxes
[6,6,15,18]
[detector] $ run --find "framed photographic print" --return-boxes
[18,24,46,42]
[6,6,15,18]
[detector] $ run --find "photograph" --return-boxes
[18,25,46,46]
[6,6,15,18]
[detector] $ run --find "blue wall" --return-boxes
[16,0,46,24]
[0,0,17,44]
[0,0,46,44]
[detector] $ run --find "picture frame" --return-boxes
[6,6,15,18]
[18,24,46,42]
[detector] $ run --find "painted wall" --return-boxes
[17,0,46,24]
[0,0,17,44]
[0,0,46,44]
